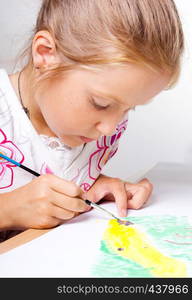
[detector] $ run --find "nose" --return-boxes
[95,117,119,136]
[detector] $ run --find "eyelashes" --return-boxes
[89,96,135,112]
[90,97,110,110]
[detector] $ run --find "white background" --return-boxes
[0,0,192,180]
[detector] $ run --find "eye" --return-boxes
[90,97,110,110]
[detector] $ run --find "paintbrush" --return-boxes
[84,199,120,221]
[0,152,121,221]
[0,152,40,177]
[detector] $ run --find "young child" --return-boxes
[0,0,184,241]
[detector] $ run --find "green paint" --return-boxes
[92,240,152,277]
[91,215,192,277]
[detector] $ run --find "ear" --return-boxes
[32,30,61,69]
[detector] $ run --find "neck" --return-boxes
[9,66,56,137]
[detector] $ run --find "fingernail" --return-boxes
[120,209,127,217]
[82,193,87,200]
[85,205,91,211]
[125,183,129,190]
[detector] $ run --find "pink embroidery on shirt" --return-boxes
[80,182,91,191]
[40,163,54,175]
[0,129,24,189]
[88,119,128,180]
[79,119,128,190]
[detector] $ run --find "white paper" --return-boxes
[0,162,192,277]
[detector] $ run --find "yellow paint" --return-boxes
[103,219,187,277]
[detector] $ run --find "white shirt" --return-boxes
[0,68,128,193]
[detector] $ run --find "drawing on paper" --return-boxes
[91,216,192,277]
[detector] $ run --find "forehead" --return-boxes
[68,64,171,107]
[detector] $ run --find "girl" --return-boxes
[0,0,184,241]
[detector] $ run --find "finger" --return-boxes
[127,186,150,209]
[125,179,152,200]
[126,190,134,200]
[51,191,89,212]
[46,217,62,228]
[84,188,109,203]
[137,178,153,192]
[40,174,82,197]
[51,205,76,220]
[36,216,61,229]
[112,183,128,217]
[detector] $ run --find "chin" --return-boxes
[67,141,84,148]
[61,136,84,148]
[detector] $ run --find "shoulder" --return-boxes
[0,68,10,89]
[0,69,23,115]
[0,69,15,103]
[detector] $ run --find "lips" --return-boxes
[80,136,95,143]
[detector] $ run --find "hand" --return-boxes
[83,174,153,217]
[0,174,90,230]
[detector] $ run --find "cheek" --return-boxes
[41,100,96,135]
[37,86,100,133]
[36,94,65,132]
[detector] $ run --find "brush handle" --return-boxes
[19,164,40,177]
[84,199,119,220]
[0,152,40,177]
[0,152,20,166]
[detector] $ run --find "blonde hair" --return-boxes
[25,0,184,86]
